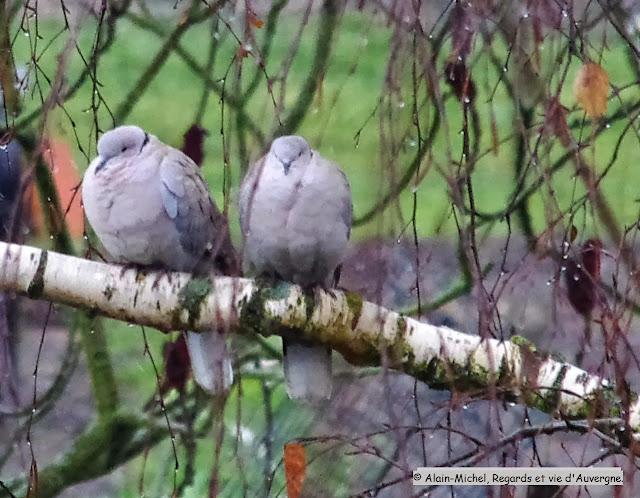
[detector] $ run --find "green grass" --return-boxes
[11,13,640,245]
[8,8,640,496]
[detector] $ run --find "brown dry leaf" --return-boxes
[565,259,595,316]
[444,59,476,103]
[564,239,602,318]
[248,12,264,28]
[163,334,191,394]
[581,238,602,280]
[573,62,609,117]
[528,0,563,48]
[181,124,209,167]
[25,458,38,498]
[450,2,473,61]
[236,44,251,60]
[283,442,306,498]
[544,97,571,147]
[569,225,578,243]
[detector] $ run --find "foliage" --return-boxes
[2,0,640,496]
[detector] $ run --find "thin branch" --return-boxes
[113,0,227,124]
[276,0,340,136]
[125,10,264,142]
[353,105,440,227]
[17,134,120,421]
[12,0,132,133]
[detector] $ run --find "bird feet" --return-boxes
[112,262,172,290]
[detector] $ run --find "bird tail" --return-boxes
[186,330,233,394]
[282,339,332,402]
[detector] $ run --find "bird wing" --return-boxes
[313,152,353,237]
[159,147,218,260]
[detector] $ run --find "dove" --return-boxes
[0,139,21,240]
[238,135,352,402]
[0,65,28,234]
[82,125,236,395]
[0,138,22,410]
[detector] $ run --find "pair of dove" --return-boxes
[81,126,352,402]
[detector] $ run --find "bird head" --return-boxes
[92,125,150,173]
[270,135,311,175]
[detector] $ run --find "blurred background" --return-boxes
[2,0,640,496]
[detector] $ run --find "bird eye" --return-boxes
[121,146,127,152]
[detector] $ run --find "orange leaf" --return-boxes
[573,62,609,117]
[283,443,306,498]
[248,13,264,28]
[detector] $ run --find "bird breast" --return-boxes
[242,158,349,284]
[82,155,179,267]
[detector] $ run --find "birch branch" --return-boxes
[0,240,637,445]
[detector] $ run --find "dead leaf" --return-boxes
[573,62,609,117]
[528,0,563,32]
[181,124,209,167]
[248,12,264,28]
[564,238,601,317]
[283,443,306,498]
[581,238,602,280]
[444,59,476,103]
[236,45,251,60]
[163,334,191,394]
[25,458,38,498]
[565,259,595,316]
[544,97,571,147]
[569,225,578,243]
[450,2,474,62]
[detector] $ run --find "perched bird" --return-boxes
[0,139,21,411]
[238,135,352,402]
[82,125,235,394]
[0,139,22,240]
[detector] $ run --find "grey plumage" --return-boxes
[0,139,21,412]
[82,125,234,394]
[239,135,352,402]
[0,140,22,240]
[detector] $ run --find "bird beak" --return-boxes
[282,162,291,175]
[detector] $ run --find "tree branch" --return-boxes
[3,413,168,498]
[277,0,339,136]
[18,134,119,421]
[0,240,638,447]
[0,1,18,120]
[113,0,227,124]
[124,10,264,143]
